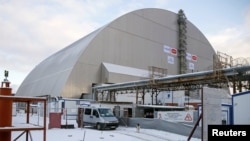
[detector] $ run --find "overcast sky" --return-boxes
[1,0,250,93]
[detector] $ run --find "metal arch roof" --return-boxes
[16,8,219,98]
[16,26,106,97]
[93,65,250,92]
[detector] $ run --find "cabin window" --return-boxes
[84,108,91,115]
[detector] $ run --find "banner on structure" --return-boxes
[157,111,193,122]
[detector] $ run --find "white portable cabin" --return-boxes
[232,90,250,124]
[48,97,94,120]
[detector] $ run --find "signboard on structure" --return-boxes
[157,111,193,122]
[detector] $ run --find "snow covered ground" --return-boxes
[11,114,201,141]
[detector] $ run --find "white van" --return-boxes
[77,106,119,130]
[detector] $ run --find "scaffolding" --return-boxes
[177,9,188,74]
[148,66,168,79]
[213,51,233,69]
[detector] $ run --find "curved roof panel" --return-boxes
[16,27,104,97]
[16,8,216,98]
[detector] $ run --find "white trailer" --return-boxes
[232,90,250,124]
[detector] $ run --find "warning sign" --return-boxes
[184,113,193,121]
[192,55,197,61]
[171,48,177,55]
[157,111,193,122]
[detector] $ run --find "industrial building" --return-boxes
[10,8,250,140]
[16,8,216,102]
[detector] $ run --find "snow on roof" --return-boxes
[102,62,149,78]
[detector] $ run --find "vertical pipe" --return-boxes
[0,81,12,141]
[27,101,30,123]
[155,90,158,105]
[151,90,154,105]
[142,90,145,105]
[43,100,47,141]
[201,87,203,141]
[239,81,242,92]
[136,89,138,104]
[233,80,236,93]
[172,91,174,104]
[26,101,30,141]
[101,92,104,101]
[248,81,250,91]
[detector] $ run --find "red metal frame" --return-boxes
[0,95,47,141]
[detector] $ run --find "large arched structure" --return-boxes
[16,8,216,98]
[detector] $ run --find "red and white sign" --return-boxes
[184,113,193,121]
[171,48,177,55]
[163,45,177,56]
[186,52,198,62]
[192,55,197,61]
